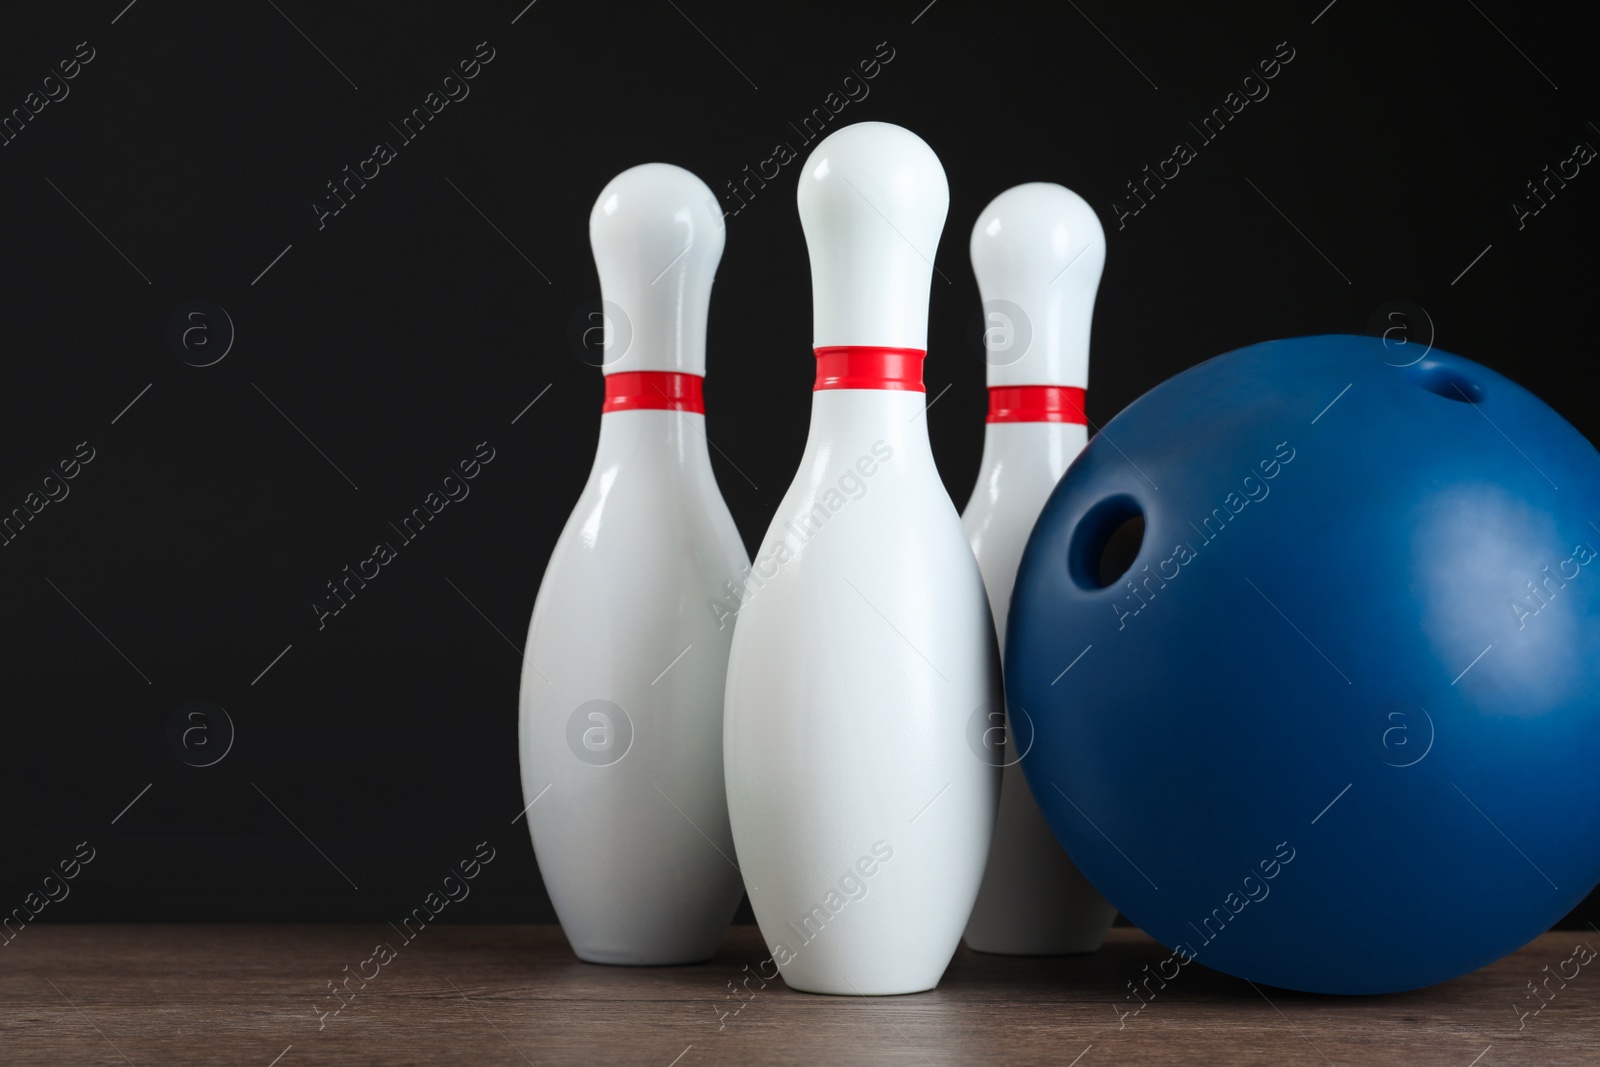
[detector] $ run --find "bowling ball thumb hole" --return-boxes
[1068,495,1146,591]
[1401,360,1484,404]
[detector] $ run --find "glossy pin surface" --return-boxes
[961,182,1118,955]
[723,123,1001,995]
[518,163,746,964]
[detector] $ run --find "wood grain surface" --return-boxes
[1,924,1594,1065]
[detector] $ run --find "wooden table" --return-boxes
[1,925,1594,1064]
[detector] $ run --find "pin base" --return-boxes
[571,945,719,967]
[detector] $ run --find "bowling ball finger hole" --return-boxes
[1404,361,1483,404]
[1069,495,1146,590]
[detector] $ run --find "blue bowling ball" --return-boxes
[1008,334,1600,994]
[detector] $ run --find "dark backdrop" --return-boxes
[2,0,1596,928]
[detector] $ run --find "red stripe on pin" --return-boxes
[602,371,705,414]
[813,346,926,392]
[987,385,1087,424]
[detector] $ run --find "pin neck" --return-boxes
[986,385,1086,425]
[813,346,925,392]
[602,371,704,414]
[591,379,714,476]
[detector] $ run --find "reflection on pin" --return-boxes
[518,163,748,965]
[960,183,1120,956]
[724,122,1001,996]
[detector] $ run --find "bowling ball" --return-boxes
[1007,334,1600,994]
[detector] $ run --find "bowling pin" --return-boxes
[723,122,1001,996]
[518,163,747,964]
[960,183,1119,955]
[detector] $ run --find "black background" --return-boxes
[2,0,1596,929]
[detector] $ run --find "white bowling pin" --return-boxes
[518,163,747,965]
[723,122,1001,996]
[960,183,1119,955]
